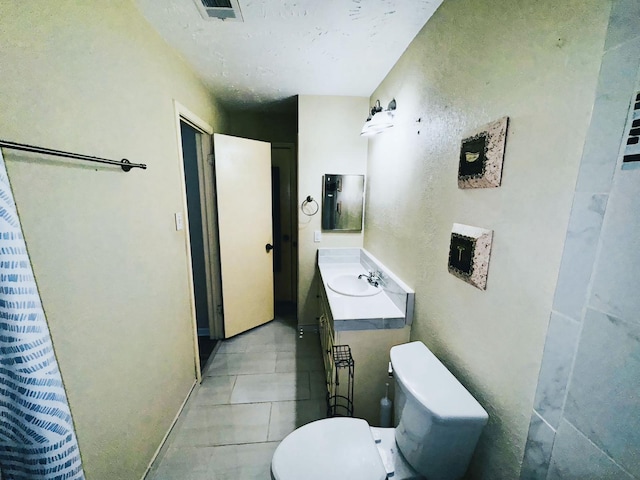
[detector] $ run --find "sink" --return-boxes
[328,274,382,297]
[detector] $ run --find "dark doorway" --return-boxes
[180,121,211,341]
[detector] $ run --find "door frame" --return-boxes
[173,100,221,382]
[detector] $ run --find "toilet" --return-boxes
[271,341,488,480]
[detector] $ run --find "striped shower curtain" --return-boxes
[0,149,84,479]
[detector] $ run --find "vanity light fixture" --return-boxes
[360,99,397,136]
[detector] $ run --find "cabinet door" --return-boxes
[318,314,333,393]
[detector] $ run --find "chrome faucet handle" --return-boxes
[358,271,381,287]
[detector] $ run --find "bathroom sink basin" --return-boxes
[328,274,382,297]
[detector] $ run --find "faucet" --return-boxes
[358,270,381,287]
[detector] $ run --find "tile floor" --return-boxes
[146,314,326,479]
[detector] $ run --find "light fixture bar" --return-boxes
[361,99,396,136]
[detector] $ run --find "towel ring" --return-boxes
[301,195,319,216]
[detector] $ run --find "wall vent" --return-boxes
[621,88,640,170]
[192,0,244,21]
[622,91,640,164]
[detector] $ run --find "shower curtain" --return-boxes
[0,149,84,479]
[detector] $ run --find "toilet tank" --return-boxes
[390,342,488,480]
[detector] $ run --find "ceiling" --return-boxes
[135,0,443,112]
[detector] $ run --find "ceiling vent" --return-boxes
[193,0,244,21]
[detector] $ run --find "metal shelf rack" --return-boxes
[327,344,354,417]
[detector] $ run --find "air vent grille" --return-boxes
[622,91,640,167]
[202,0,232,8]
[193,0,243,21]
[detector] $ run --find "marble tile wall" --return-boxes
[520,2,640,478]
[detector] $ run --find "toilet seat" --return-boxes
[271,417,387,480]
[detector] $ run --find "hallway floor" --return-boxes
[146,314,326,479]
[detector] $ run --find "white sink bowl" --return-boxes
[328,274,382,297]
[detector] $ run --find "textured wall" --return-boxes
[363,0,611,477]
[0,2,226,478]
[521,1,640,478]
[297,96,368,325]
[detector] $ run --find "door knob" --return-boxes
[265,243,274,252]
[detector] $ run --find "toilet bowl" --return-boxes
[270,417,421,480]
[271,417,386,480]
[271,341,489,480]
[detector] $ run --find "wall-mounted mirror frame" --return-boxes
[321,174,365,232]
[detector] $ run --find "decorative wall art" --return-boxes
[448,223,493,290]
[458,117,509,188]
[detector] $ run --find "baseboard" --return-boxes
[140,380,198,480]
[197,327,210,337]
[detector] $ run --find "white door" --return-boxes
[214,134,274,338]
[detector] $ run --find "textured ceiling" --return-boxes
[135,0,443,112]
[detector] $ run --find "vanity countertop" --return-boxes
[318,262,406,330]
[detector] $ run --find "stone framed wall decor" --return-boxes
[448,223,493,290]
[458,116,509,188]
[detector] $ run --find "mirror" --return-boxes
[322,174,365,231]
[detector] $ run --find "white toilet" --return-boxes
[271,341,488,480]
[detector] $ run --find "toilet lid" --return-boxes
[271,417,387,480]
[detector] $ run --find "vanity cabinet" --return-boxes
[318,285,335,406]
[316,248,414,425]
[318,273,411,425]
